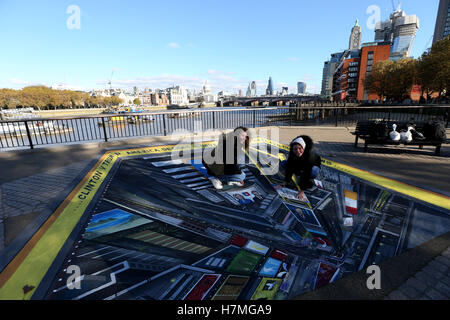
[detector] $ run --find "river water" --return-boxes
[0,107,295,149]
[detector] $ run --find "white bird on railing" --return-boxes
[389,124,401,141]
[400,126,413,143]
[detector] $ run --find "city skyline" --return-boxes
[0,0,441,94]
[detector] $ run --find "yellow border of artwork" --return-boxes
[0,138,448,300]
[255,137,450,211]
[0,142,214,300]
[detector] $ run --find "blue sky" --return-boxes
[0,0,440,94]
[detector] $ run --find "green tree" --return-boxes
[416,51,437,100]
[133,98,141,105]
[389,58,417,101]
[107,96,123,106]
[429,36,450,98]
[365,59,417,102]
[365,60,394,101]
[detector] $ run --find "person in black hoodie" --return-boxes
[202,127,250,189]
[278,135,321,199]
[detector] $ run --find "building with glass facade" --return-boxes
[374,6,419,59]
[266,77,274,96]
[332,50,361,101]
[297,82,306,94]
[246,81,257,97]
[321,52,344,99]
[433,0,450,44]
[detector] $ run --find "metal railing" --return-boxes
[0,106,448,150]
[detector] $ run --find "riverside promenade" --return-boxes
[0,125,449,300]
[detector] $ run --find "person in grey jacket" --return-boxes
[202,127,250,189]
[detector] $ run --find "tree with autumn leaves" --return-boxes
[365,36,450,102]
[0,86,123,110]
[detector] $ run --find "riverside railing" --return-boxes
[0,106,448,150]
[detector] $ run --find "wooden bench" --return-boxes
[351,120,446,156]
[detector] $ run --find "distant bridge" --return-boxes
[218,95,325,107]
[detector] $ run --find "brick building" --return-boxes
[332,50,360,101]
[357,42,391,101]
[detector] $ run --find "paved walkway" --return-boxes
[277,126,450,195]
[0,160,91,250]
[0,126,448,299]
[386,246,450,300]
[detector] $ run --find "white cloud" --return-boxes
[2,78,48,89]
[96,71,253,94]
[286,57,299,62]
[167,42,180,49]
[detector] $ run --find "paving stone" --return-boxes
[435,255,450,268]
[426,288,447,300]
[428,260,449,274]
[441,276,450,288]
[406,277,428,293]
[442,248,450,259]
[422,265,446,280]
[388,290,409,300]
[397,284,420,299]
[414,271,438,286]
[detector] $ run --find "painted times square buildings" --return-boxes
[35,141,449,300]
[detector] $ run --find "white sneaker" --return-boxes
[228,180,244,187]
[209,177,223,190]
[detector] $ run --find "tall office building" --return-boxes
[332,50,361,101]
[297,82,306,94]
[246,81,257,97]
[321,52,344,99]
[321,62,331,98]
[246,84,251,97]
[357,42,391,101]
[433,0,450,44]
[266,77,274,96]
[349,19,362,50]
[374,5,419,59]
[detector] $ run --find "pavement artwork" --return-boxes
[0,137,449,300]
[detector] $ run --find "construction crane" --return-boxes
[107,70,115,93]
[391,0,401,11]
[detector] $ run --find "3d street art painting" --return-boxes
[0,137,449,300]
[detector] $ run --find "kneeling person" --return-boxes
[203,127,250,190]
[279,135,321,199]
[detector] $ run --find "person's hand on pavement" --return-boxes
[296,190,305,200]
